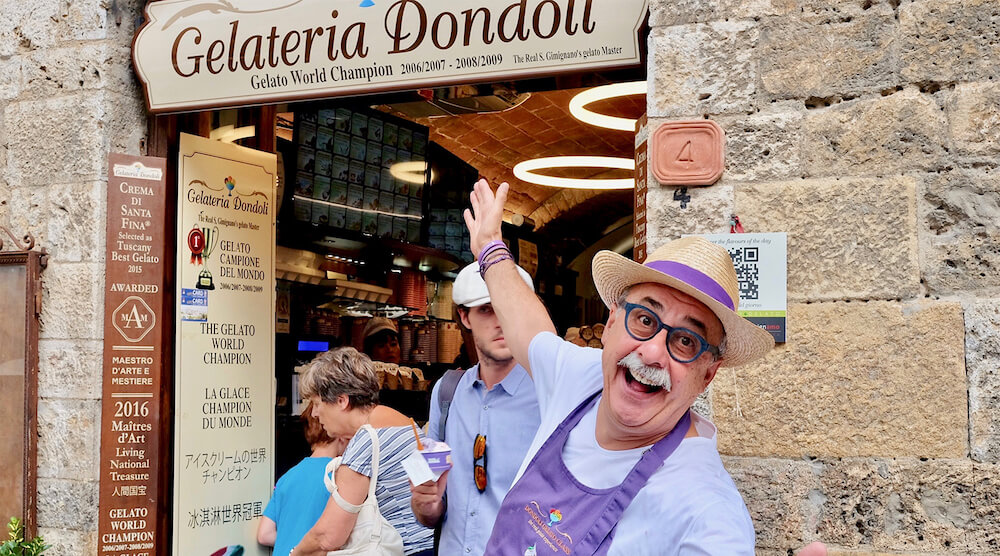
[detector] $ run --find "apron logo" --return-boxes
[524,501,573,553]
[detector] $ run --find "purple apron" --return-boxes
[484,391,692,555]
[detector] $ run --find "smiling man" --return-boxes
[463,179,776,555]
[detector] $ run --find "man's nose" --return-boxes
[634,329,671,368]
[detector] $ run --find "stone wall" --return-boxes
[0,0,147,553]
[647,0,1000,553]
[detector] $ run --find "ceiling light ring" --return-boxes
[512,156,635,190]
[568,81,647,132]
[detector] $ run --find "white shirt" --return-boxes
[514,331,756,556]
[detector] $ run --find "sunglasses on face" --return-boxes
[621,302,721,363]
[473,434,487,493]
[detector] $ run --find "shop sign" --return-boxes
[173,134,276,556]
[698,232,788,343]
[633,114,648,263]
[133,0,650,113]
[98,153,168,556]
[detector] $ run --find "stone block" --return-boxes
[944,82,1000,157]
[969,462,1000,552]
[22,42,138,98]
[38,339,103,400]
[39,262,104,340]
[37,399,101,481]
[919,170,1000,294]
[47,181,105,263]
[5,185,49,249]
[802,89,949,177]
[966,301,1000,463]
[5,93,107,186]
[816,458,977,553]
[37,527,97,556]
[0,57,22,101]
[734,176,919,301]
[106,91,149,155]
[713,301,967,459]
[62,0,109,41]
[36,477,98,530]
[899,0,1000,83]
[724,456,824,549]
[648,21,759,118]
[758,4,898,99]
[715,110,804,182]
[0,1,61,55]
[649,0,798,27]
[644,180,733,249]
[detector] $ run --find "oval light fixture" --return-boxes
[512,156,635,190]
[390,161,435,184]
[568,81,646,131]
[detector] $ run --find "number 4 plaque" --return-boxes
[649,120,725,186]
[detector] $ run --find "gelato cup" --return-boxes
[419,439,452,474]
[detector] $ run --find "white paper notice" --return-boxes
[402,450,444,485]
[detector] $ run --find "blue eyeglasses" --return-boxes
[621,302,720,363]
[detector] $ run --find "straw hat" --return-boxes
[592,236,774,367]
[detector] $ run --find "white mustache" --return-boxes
[618,352,672,391]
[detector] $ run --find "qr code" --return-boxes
[728,247,759,300]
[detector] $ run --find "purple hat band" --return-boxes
[644,260,736,311]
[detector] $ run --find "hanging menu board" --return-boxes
[173,134,276,556]
[98,154,167,556]
[291,106,427,244]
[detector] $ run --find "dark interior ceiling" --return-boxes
[373,71,646,260]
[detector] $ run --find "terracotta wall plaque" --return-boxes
[634,114,648,263]
[98,154,168,556]
[650,120,725,186]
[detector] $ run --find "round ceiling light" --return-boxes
[568,81,647,131]
[512,156,635,190]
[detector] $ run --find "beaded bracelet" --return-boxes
[477,240,507,263]
[479,250,513,279]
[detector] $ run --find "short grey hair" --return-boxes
[614,286,727,359]
[298,347,379,409]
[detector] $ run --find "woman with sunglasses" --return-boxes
[291,347,433,556]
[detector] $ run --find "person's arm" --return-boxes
[464,179,556,376]
[409,468,449,527]
[256,515,277,547]
[291,466,370,556]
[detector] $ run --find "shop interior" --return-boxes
[199,66,647,475]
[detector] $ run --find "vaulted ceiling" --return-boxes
[376,86,645,241]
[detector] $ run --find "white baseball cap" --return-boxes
[452,260,534,307]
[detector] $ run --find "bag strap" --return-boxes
[323,424,382,516]
[437,368,467,441]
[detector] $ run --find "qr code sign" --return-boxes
[728,247,760,300]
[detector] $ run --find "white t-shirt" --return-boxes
[515,331,756,556]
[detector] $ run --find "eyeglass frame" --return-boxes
[620,301,721,363]
[473,434,487,493]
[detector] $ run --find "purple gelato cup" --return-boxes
[420,445,452,474]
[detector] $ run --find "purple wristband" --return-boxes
[477,240,506,263]
[479,251,513,279]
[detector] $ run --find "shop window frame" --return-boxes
[0,230,45,538]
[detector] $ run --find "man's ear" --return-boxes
[336,394,350,410]
[457,307,472,330]
[702,359,723,391]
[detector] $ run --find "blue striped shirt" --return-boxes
[342,425,434,555]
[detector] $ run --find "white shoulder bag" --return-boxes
[323,424,405,556]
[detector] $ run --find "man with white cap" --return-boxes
[463,179,779,555]
[410,260,541,556]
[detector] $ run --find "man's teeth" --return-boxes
[631,366,671,390]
